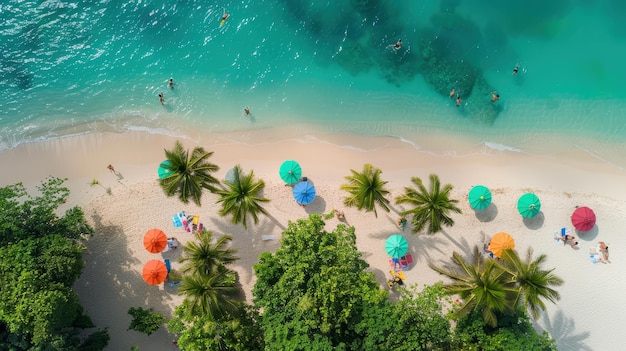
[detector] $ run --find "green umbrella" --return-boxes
[468,185,492,210]
[385,234,409,258]
[517,193,541,218]
[158,160,173,179]
[279,160,302,185]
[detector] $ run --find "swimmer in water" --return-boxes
[490,91,500,102]
[512,63,520,75]
[168,78,174,89]
[449,88,456,98]
[456,95,462,107]
[158,93,164,105]
[244,107,250,116]
[387,39,402,52]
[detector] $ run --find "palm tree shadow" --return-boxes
[439,229,473,257]
[535,308,592,350]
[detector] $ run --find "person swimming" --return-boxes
[490,91,500,102]
[244,107,250,116]
[456,95,462,107]
[387,39,402,52]
[158,93,164,105]
[168,78,174,89]
[512,63,520,75]
[220,9,229,26]
[449,88,455,98]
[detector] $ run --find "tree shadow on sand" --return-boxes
[535,308,592,351]
[75,209,179,350]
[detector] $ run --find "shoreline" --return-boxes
[2,130,625,350]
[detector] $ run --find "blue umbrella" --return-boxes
[293,181,316,205]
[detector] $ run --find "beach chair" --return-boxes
[262,235,276,241]
[164,259,172,273]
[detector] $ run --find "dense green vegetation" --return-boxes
[127,307,166,335]
[167,214,556,350]
[0,177,107,351]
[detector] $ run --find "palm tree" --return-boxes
[178,266,240,320]
[499,248,564,320]
[216,165,269,229]
[179,230,238,276]
[159,141,220,206]
[340,163,390,217]
[395,174,461,234]
[429,246,517,327]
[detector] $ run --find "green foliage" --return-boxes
[499,248,564,320]
[396,174,462,234]
[127,307,166,335]
[159,140,220,206]
[216,165,270,229]
[178,267,241,321]
[430,246,563,328]
[179,230,237,277]
[0,178,100,350]
[79,329,110,351]
[359,283,452,351]
[454,307,557,351]
[252,214,388,350]
[168,303,264,351]
[130,346,139,351]
[340,163,391,217]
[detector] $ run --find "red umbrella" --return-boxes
[571,206,596,231]
[144,228,168,253]
[142,260,168,285]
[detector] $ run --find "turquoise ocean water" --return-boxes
[2,0,626,164]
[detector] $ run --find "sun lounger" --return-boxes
[164,259,171,273]
[262,235,276,241]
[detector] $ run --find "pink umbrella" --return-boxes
[571,206,596,232]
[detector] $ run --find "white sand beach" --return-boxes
[2,129,625,351]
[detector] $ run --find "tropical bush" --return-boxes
[127,307,166,335]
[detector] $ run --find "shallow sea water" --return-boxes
[1,0,625,164]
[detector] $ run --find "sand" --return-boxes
[1,130,625,351]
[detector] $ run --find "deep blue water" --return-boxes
[1,0,626,163]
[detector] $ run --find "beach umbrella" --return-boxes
[293,180,316,205]
[468,185,492,210]
[385,234,409,258]
[158,160,173,179]
[489,232,515,258]
[517,193,541,218]
[571,206,596,232]
[142,260,168,285]
[279,160,302,185]
[143,228,168,253]
[225,166,238,183]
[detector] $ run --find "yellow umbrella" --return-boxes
[489,232,515,258]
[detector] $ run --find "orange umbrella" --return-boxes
[142,260,168,285]
[144,228,168,253]
[489,232,515,258]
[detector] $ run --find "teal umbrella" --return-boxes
[385,234,409,258]
[468,185,492,210]
[517,193,541,218]
[158,160,173,179]
[279,160,302,185]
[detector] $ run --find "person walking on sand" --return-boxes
[158,93,164,105]
[107,164,115,173]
